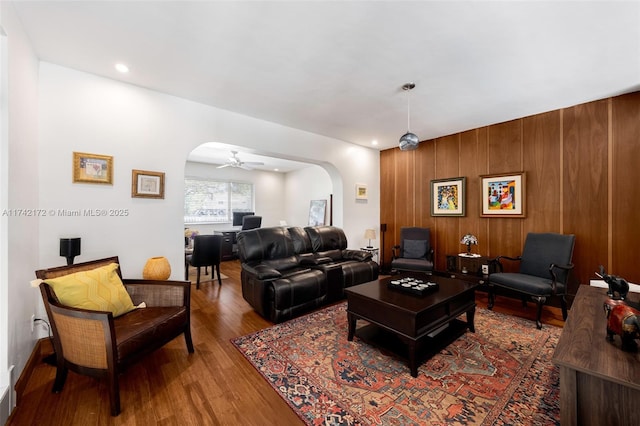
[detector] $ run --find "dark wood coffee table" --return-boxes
[345,274,477,377]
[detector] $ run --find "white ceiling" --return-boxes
[10,0,640,167]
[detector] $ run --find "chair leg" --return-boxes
[108,370,121,416]
[52,364,68,393]
[560,295,568,320]
[215,263,222,286]
[196,267,201,290]
[487,285,495,310]
[184,329,195,353]
[534,296,546,330]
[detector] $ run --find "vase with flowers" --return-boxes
[184,228,199,248]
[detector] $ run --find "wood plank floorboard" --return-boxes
[8,260,564,425]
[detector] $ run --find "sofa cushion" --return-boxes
[403,239,428,259]
[114,306,187,361]
[263,255,301,272]
[44,263,135,317]
[237,227,295,262]
[305,226,348,252]
[288,226,313,254]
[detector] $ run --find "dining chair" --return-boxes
[185,235,223,289]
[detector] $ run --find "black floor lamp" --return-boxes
[380,224,387,273]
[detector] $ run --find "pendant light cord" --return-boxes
[407,91,411,132]
[402,82,415,133]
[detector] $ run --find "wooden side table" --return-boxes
[446,254,490,275]
[442,254,492,290]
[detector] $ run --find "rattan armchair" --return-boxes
[36,256,194,416]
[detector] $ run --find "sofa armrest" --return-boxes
[342,249,372,262]
[299,254,332,266]
[123,279,190,307]
[241,263,282,280]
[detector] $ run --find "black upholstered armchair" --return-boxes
[391,227,434,274]
[487,232,575,329]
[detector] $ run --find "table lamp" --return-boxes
[60,237,81,265]
[460,233,478,256]
[364,229,376,248]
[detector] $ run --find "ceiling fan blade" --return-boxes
[216,164,231,169]
[243,161,264,166]
[239,165,253,170]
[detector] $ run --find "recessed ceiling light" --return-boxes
[371,140,378,146]
[115,63,129,73]
[274,168,279,172]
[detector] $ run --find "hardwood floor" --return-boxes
[8,261,564,425]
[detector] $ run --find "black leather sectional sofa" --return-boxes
[236,225,379,323]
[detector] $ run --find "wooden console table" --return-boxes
[552,285,640,425]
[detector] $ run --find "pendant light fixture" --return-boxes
[399,82,419,151]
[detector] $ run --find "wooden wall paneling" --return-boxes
[562,100,609,286]
[487,120,523,174]
[379,92,640,284]
[433,134,463,269]
[415,140,437,266]
[415,140,436,228]
[459,128,489,256]
[611,92,640,283]
[393,148,416,235]
[379,149,396,269]
[487,120,524,268]
[522,111,562,234]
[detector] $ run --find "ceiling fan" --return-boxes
[216,151,264,170]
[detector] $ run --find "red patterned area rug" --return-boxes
[231,303,561,425]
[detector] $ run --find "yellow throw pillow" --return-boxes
[45,263,135,317]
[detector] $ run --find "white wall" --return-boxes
[0,2,41,421]
[0,54,379,417]
[285,166,334,228]
[37,63,379,284]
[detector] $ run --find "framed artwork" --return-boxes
[355,183,368,200]
[72,152,113,184]
[481,172,526,217]
[308,199,327,226]
[430,177,466,216]
[131,169,165,199]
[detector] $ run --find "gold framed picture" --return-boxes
[355,183,368,200]
[480,172,526,217]
[131,169,165,199]
[430,176,466,216]
[73,152,113,184]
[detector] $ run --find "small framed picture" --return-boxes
[355,183,368,200]
[431,177,466,216]
[481,172,525,217]
[72,152,113,184]
[131,169,165,199]
[308,199,327,226]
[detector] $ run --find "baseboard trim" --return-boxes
[13,338,53,407]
